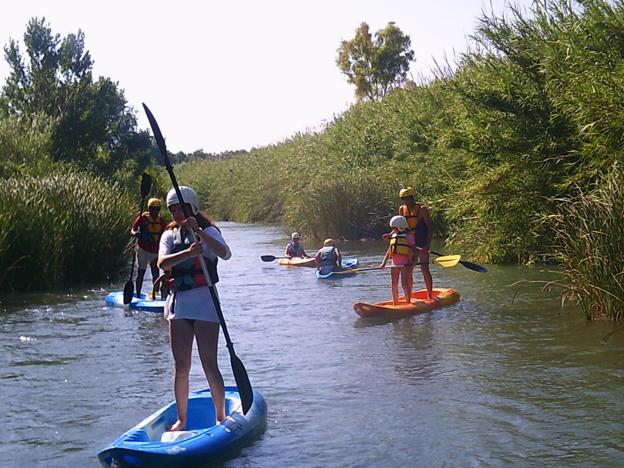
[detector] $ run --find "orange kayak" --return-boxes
[353,288,460,319]
[276,257,316,268]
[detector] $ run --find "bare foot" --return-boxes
[169,419,185,432]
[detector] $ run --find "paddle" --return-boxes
[143,103,253,414]
[261,254,312,262]
[430,250,486,272]
[123,172,153,304]
[415,246,487,273]
[335,255,462,275]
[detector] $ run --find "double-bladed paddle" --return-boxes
[414,246,487,273]
[336,254,462,275]
[261,254,312,262]
[142,103,253,414]
[430,250,487,273]
[123,172,153,304]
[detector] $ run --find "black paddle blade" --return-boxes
[140,172,152,199]
[261,255,277,262]
[459,260,488,273]
[142,103,169,164]
[122,279,134,305]
[231,353,253,414]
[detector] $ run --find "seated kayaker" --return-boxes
[379,215,414,306]
[315,238,342,275]
[284,232,310,258]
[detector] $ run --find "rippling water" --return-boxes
[1,223,622,467]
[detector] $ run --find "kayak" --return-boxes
[315,258,359,279]
[353,288,460,319]
[276,257,316,268]
[97,386,267,468]
[104,291,165,313]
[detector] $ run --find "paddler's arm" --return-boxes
[158,240,203,270]
[185,217,228,259]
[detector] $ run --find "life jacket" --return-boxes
[144,213,165,244]
[318,246,337,267]
[399,204,420,232]
[400,203,428,246]
[389,231,412,256]
[167,226,219,292]
[287,242,303,257]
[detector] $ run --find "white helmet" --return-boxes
[291,232,301,240]
[389,215,408,230]
[166,186,200,215]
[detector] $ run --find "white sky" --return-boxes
[0,0,534,154]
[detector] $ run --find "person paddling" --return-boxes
[158,185,232,430]
[379,215,414,305]
[284,232,310,258]
[130,197,167,298]
[398,187,436,300]
[315,238,342,275]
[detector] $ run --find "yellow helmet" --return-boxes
[147,197,161,208]
[323,238,335,247]
[399,187,414,198]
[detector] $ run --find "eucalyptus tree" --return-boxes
[337,22,415,102]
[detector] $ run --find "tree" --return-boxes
[337,22,415,101]
[0,17,152,177]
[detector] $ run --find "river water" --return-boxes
[1,222,622,467]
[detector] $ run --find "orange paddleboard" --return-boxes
[353,288,460,319]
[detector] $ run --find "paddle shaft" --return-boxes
[261,254,312,262]
[128,191,150,280]
[124,173,153,304]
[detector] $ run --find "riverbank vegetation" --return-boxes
[174,0,624,320]
[0,18,161,293]
[0,170,133,290]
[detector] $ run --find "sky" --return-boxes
[0,0,535,154]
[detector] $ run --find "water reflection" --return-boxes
[1,223,623,467]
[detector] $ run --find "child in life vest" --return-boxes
[379,215,415,305]
[284,232,309,258]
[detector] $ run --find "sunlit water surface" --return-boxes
[1,223,622,467]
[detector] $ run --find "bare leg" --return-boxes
[136,268,146,297]
[406,263,414,297]
[194,321,226,422]
[391,268,401,306]
[149,259,160,298]
[419,250,434,299]
[169,319,194,431]
[400,266,412,303]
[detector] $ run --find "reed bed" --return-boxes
[0,169,133,292]
[551,164,624,321]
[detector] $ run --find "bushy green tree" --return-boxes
[0,17,152,178]
[337,22,414,101]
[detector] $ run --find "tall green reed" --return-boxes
[0,168,133,292]
[551,163,624,321]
